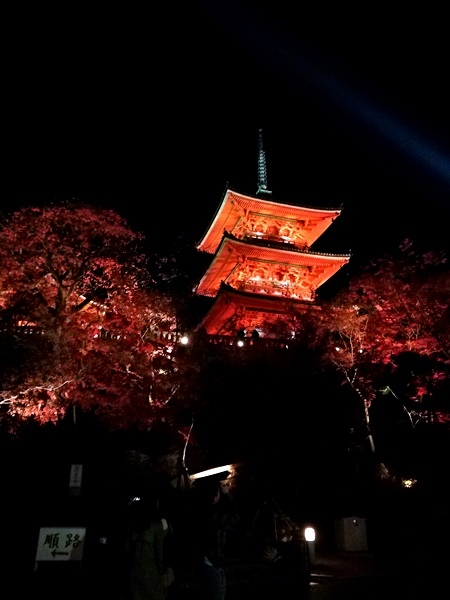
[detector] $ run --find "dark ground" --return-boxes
[3,421,450,599]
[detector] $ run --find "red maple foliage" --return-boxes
[316,239,450,432]
[0,201,182,431]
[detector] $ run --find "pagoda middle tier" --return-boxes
[195,232,350,302]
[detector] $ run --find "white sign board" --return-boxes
[35,527,86,562]
[69,464,83,496]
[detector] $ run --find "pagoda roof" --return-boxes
[197,188,343,254]
[194,284,313,335]
[195,234,350,298]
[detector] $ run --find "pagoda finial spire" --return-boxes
[256,128,272,197]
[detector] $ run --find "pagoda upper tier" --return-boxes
[196,188,343,255]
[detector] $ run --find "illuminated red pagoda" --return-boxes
[194,130,351,337]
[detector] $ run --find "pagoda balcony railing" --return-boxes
[241,280,289,294]
[239,233,351,257]
[235,279,311,300]
[243,233,308,252]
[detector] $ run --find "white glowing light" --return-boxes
[180,335,189,345]
[189,464,233,481]
[402,478,417,488]
[304,527,315,542]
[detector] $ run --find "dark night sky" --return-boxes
[3,1,450,263]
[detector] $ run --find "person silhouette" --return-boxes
[125,482,174,600]
[189,475,239,600]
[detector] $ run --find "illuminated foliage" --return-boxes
[316,239,450,435]
[0,201,181,431]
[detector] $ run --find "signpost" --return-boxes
[69,463,83,496]
[35,526,86,571]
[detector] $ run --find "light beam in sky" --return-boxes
[204,1,450,191]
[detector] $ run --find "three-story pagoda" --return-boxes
[194,130,351,337]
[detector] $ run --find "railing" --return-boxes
[195,333,293,349]
[1,325,45,336]
[2,325,180,344]
[244,234,307,252]
[2,325,293,350]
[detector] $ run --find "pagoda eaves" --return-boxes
[195,233,350,302]
[196,188,343,255]
[195,283,317,335]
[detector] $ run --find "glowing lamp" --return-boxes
[304,526,316,563]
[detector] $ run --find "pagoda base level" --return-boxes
[194,285,315,337]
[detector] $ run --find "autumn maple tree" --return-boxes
[0,201,183,431]
[313,239,450,475]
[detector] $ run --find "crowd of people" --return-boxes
[123,471,239,600]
